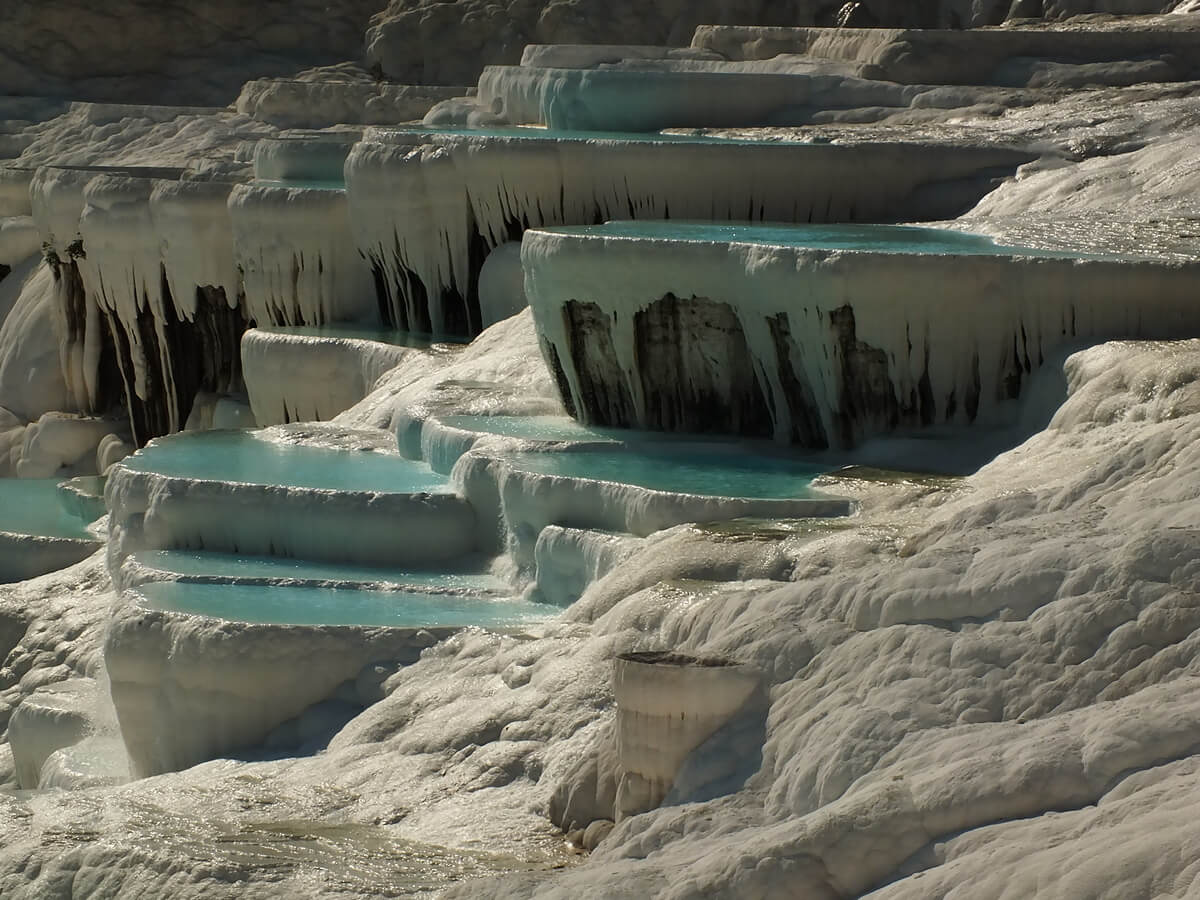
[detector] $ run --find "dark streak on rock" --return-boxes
[50,257,121,417]
[632,294,773,437]
[767,313,828,448]
[562,300,636,426]
[829,304,898,447]
[966,351,982,422]
[103,270,247,446]
[1003,333,1024,400]
[541,337,577,420]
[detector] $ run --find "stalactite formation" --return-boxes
[524,227,1200,448]
[346,132,1034,339]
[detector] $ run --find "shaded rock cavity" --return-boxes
[104,270,247,445]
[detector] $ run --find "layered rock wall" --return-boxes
[0,0,383,105]
[366,0,1195,83]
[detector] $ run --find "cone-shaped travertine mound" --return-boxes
[613,650,761,819]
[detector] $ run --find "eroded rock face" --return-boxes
[0,0,383,105]
[365,0,1194,84]
[633,294,775,438]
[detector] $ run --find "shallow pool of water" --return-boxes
[366,124,781,146]
[0,478,98,539]
[132,550,507,592]
[56,475,107,523]
[135,580,554,627]
[506,447,826,499]
[438,414,627,442]
[120,431,451,493]
[541,222,1084,257]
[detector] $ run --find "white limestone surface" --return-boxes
[105,427,479,570]
[517,45,723,69]
[0,532,101,585]
[251,134,359,183]
[2,335,1200,898]
[241,326,455,425]
[228,182,376,326]
[453,445,852,566]
[149,178,241,321]
[0,259,76,430]
[448,336,1200,898]
[7,678,96,788]
[31,167,240,436]
[690,22,1200,85]
[29,167,93,255]
[611,652,760,820]
[104,593,458,776]
[77,175,175,420]
[474,64,919,131]
[530,525,645,608]
[29,168,111,415]
[1,57,1199,899]
[16,412,123,478]
[523,226,1200,447]
[341,310,565,435]
[181,393,257,431]
[238,80,467,129]
[37,734,131,790]
[345,131,1033,336]
[478,241,528,327]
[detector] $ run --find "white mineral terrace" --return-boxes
[105,427,478,569]
[236,80,469,130]
[0,476,103,583]
[473,63,919,131]
[10,125,1036,455]
[241,325,460,425]
[229,182,377,327]
[1,9,1200,899]
[691,22,1200,84]
[523,222,1200,447]
[346,129,1033,335]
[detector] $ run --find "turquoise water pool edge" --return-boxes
[0,478,101,540]
[536,221,1103,259]
[129,549,508,593]
[133,579,555,628]
[120,431,452,494]
[503,446,827,500]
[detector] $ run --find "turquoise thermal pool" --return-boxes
[539,222,1084,257]
[120,431,450,493]
[133,580,554,628]
[505,447,827,499]
[131,550,508,593]
[0,478,98,539]
[366,124,777,145]
[437,414,629,442]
